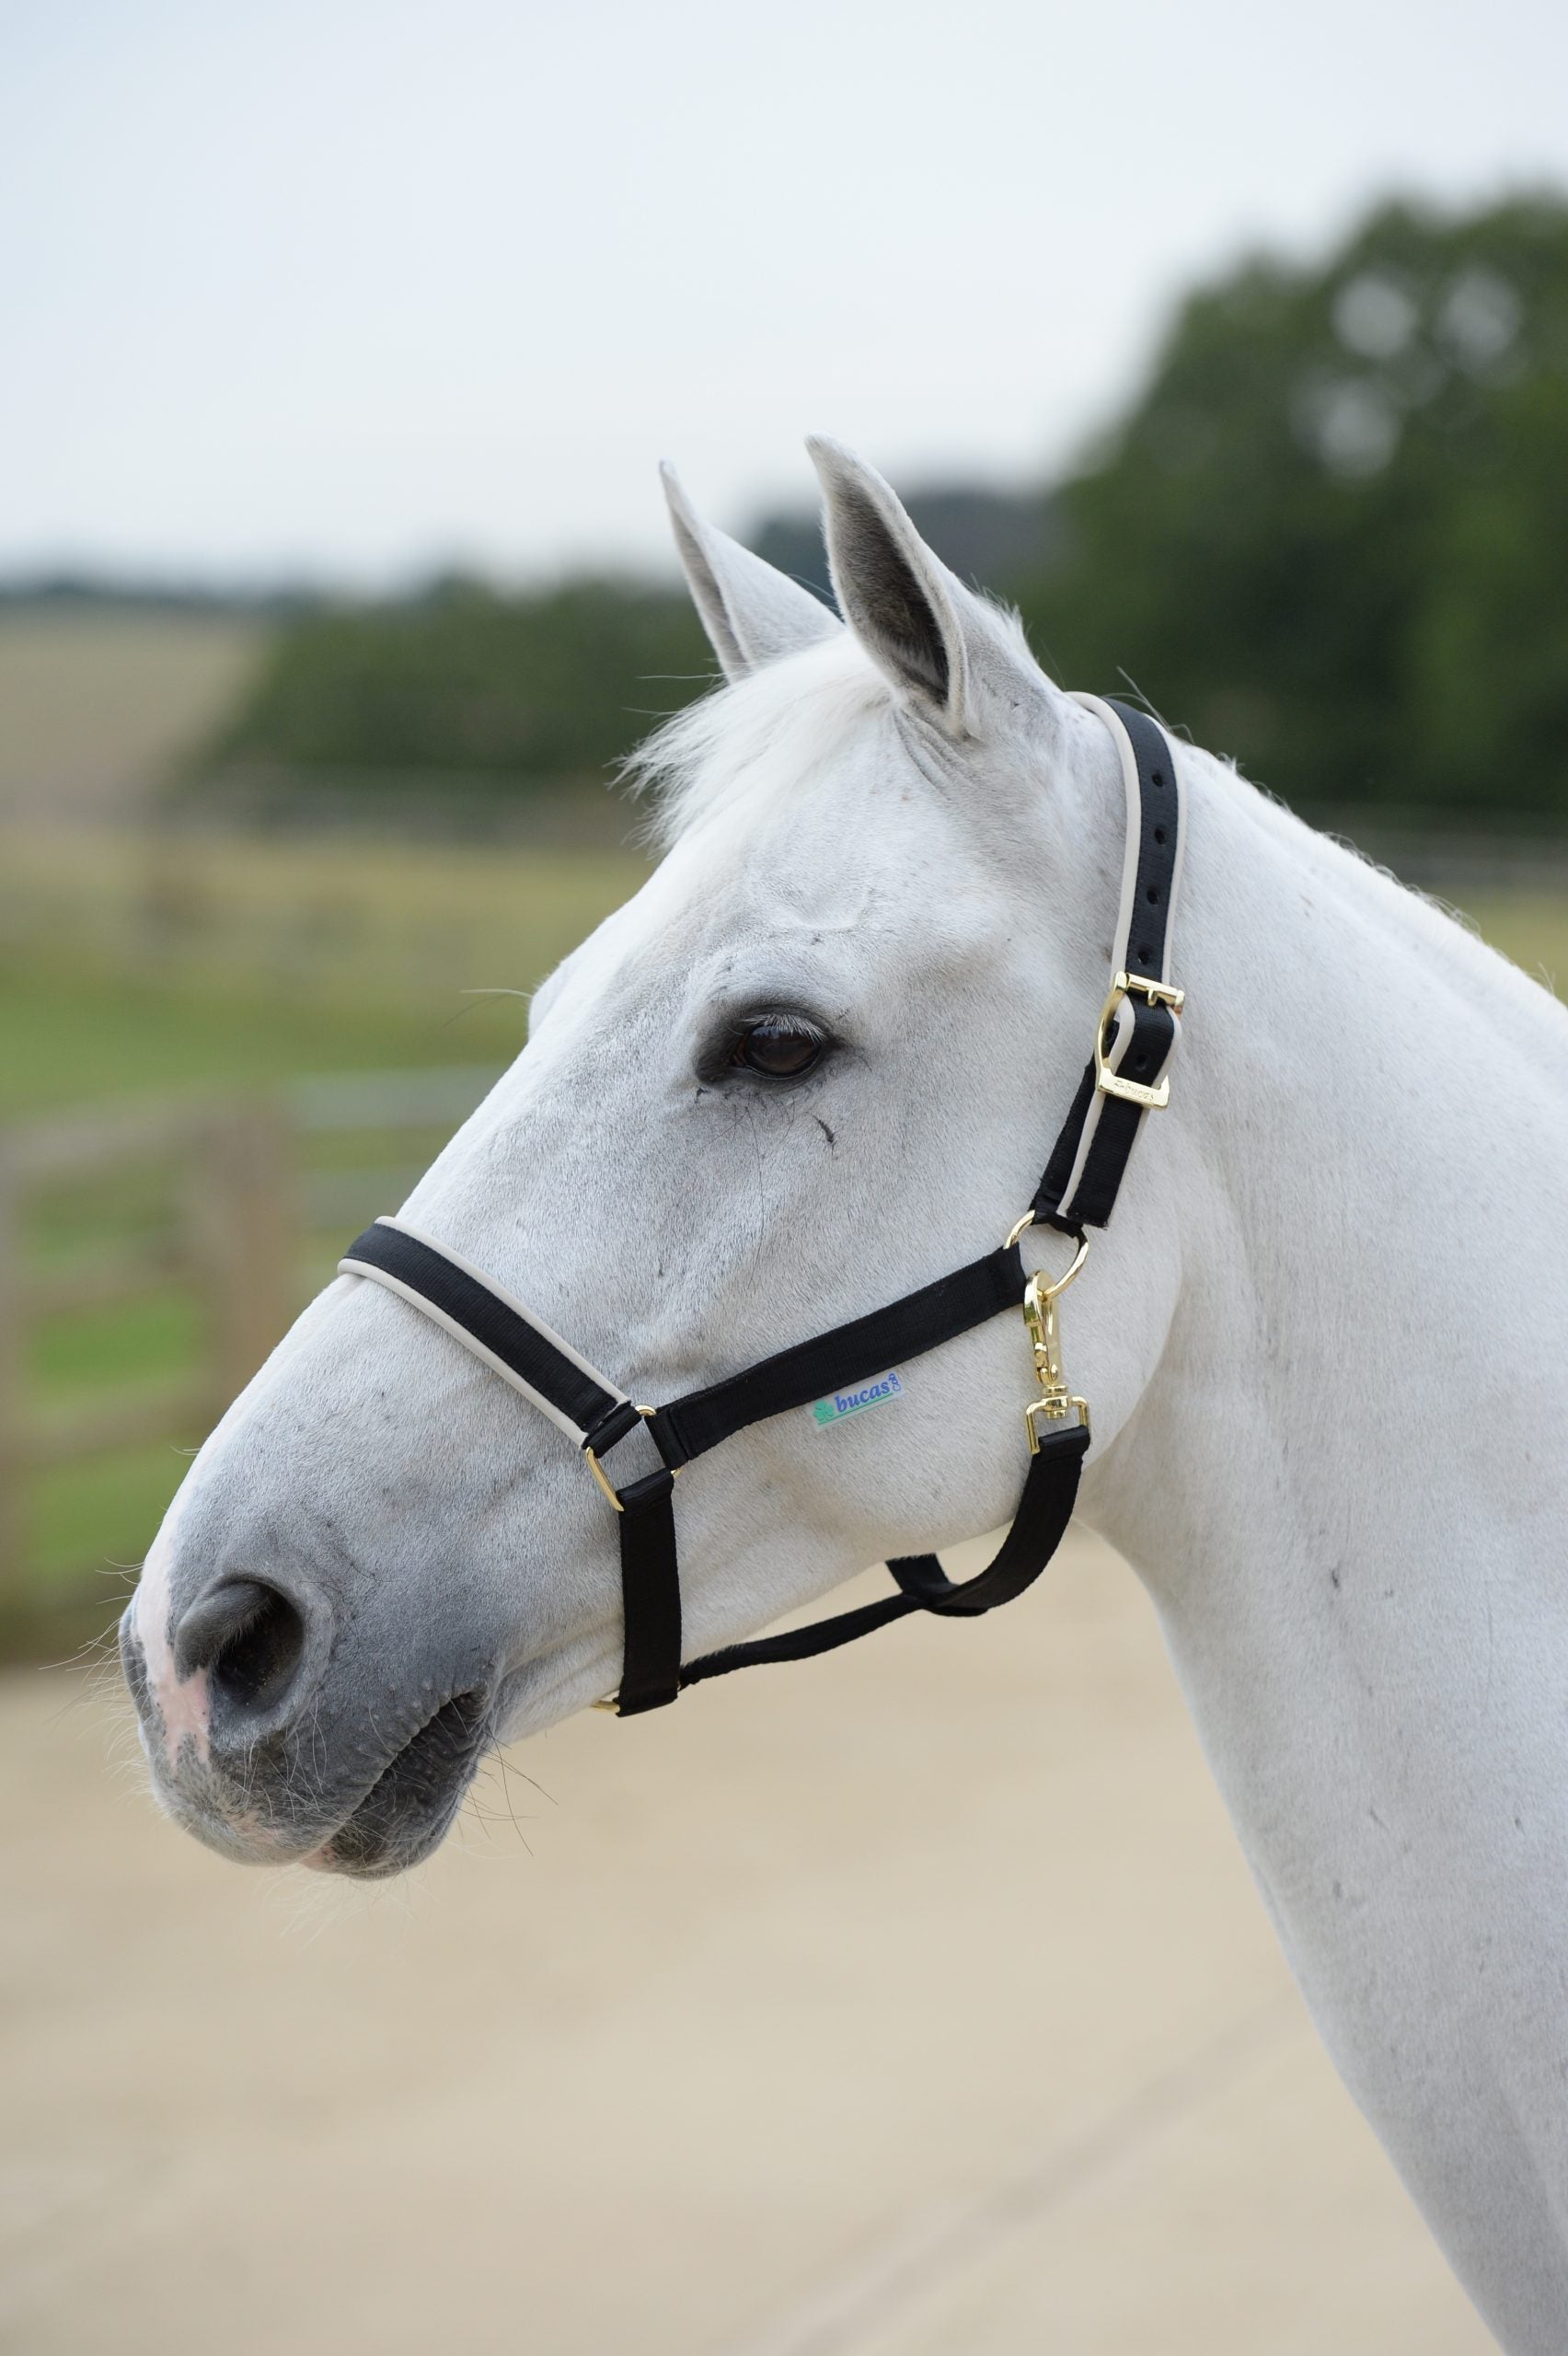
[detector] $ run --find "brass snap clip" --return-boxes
[1019,1231,1091,1450]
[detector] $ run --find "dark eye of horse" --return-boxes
[730,1018,824,1080]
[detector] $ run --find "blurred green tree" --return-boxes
[196,575,712,800]
[1010,192,1568,820]
[193,191,1568,827]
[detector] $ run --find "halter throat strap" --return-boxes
[338,697,1186,1715]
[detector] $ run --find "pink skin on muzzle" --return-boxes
[132,1489,212,1772]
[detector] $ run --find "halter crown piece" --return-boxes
[340,698,1186,1715]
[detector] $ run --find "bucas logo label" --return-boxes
[811,1371,906,1428]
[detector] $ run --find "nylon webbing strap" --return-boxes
[651,1243,1026,1466]
[677,1423,1089,1687]
[339,1218,628,1443]
[614,1471,682,1715]
[1035,698,1185,1231]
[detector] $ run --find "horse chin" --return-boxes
[305,1689,492,1879]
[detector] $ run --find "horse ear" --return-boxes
[807,436,1034,739]
[661,463,841,683]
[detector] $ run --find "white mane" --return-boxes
[628,629,893,850]
[628,590,1038,853]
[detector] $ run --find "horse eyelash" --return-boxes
[740,1008,827,1039]
[696,1007,833,1083]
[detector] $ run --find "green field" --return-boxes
[0,829,647,1657]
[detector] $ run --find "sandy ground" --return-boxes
[1,1533,1494,2356]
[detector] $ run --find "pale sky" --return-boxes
[5,0,1566,584]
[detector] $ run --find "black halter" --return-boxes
[340,697,1185,1715]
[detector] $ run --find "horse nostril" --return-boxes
[176,1578,308,1716]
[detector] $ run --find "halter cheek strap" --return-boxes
[1036,697,1185,1230]
[338,698,1187,1716]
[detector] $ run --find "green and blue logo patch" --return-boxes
[811,1369,905,1428]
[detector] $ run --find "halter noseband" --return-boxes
[339,696,1185,1715]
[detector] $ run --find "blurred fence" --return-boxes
[0,1068,498,1645]
[0,820,647,1037]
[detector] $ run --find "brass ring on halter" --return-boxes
[1035,1230,1090,1303]
[1004,1211,1090,1301]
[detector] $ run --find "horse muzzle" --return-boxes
[120,1559,498,1877]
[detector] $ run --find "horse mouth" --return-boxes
[312,1689,490,1878]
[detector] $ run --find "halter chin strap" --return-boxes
[339,698,1186,1715]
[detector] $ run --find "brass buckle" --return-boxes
[1021,1245,1090,1449]
[582,1405,678,1515]
[1093,971,1185,1110]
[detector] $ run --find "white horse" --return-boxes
[121,440,1568,2351]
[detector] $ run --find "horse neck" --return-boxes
[1090,745,1568,1590]
[1080,744,1568,1937]
[1075,758,1568,2345]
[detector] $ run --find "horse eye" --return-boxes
[730,1018,824,1080]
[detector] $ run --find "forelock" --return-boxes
[625,633,893,851]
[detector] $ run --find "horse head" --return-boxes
[119,441,1183,1875]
